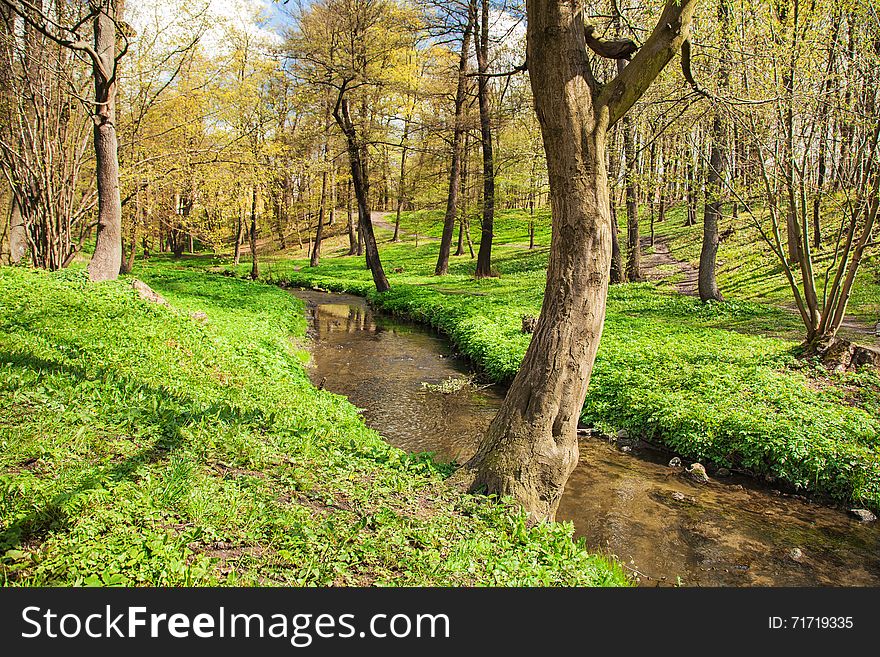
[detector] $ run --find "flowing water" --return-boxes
[293,289,880,586]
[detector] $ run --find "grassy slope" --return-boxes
[0,264,627,586]
[245,209,880,510]
[649,204,880,326]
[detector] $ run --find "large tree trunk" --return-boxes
[436,19,472,276]
[461,0,698,520]
[463,0,612,519]
[87,1,124,282]
[698,112,725,301]
[473,0,495,278]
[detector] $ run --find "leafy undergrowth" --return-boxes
[239,216,880,511]
[0,265,628,586]
[649,204,880,328]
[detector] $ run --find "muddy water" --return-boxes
[294,289,880,586]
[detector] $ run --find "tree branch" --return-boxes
[598,0,700,127]
[584,24,638,60]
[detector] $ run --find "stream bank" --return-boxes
[294,288,880,586]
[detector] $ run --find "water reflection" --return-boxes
[293,289,880,587]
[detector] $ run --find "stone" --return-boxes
[616,428,629,439]
[788,548,804,562]
[668,457,682,468]
[671,491,686,502]
[620,446,631,453]
[685,463,709,484]
[715,467,731,477]
[849,508,877,523]
[131,279,168,306]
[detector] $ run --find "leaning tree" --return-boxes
[460,0,699,520]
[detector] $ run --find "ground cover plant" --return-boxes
[0,263,628,586]
[241,210,880,510]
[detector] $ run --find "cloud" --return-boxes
[128,0,282,56]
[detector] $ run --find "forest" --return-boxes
[1,0,879,588]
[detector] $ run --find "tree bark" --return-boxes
[311,146,328,267]
[346,178,358,255]
[461,0,698,520]
[698,0,729,302]
[436,18,472,275]
[473,0,495,278]
[698,112,725,301]
[87,0,124,282]
[233,202,244,266]
[249,185,259,280]
[334,96,389,292]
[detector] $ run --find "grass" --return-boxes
[649,204,880,328]
[0,263,628,586]
[238,207,880,510]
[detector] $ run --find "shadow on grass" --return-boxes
[0,346,269,554]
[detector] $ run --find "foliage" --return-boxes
[0,264,627,586]
[245,210,880,509]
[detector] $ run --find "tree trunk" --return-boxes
[698,113,725,301]
[463,2,612,520]
[436,19,472,275]
[685,159,697,226]
[698,0,729,302]
[609,198,624,283]
[455,131,471,257]
[393,118,409,243]
[87,0,124,282]
[311,150,328,267]
[623,116,640,281]
[249,185,259,280]
[233,203,244,266]
[461,0,697,519]
[618,57,641,282]
[8,196,27,263]
[334,96,389,292]
[473,0,495,278]
[346,178,358,255]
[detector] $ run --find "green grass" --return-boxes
[0,263,628,586]
[650,204,880,327]
[239,208,880,510]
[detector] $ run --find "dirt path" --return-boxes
[640,235,699,296]
[370,212,440,242]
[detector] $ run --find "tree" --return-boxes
[290,0,419,293]
[472,0,495,278]
[459,0,699,520]
[1,0,129,281]
[733,0,880,357]
[695,0,730,302]
[435,9,472,275]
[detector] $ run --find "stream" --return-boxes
[293,289,880,586]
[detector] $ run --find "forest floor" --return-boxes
[0,264,627,586]
[237,207,880,512]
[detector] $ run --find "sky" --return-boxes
[128,0,285,55]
